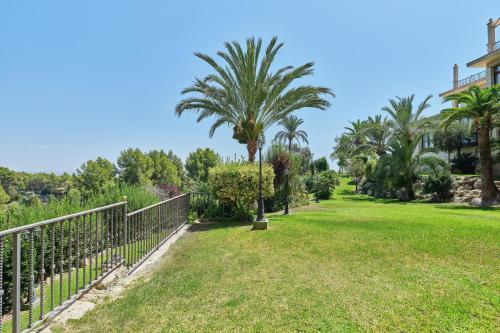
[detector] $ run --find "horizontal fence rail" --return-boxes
[0,192,219,333]
[125,194,190,271]
[0,202,127,333]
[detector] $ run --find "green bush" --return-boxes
[314,171,337,200]
[208,163,274,221]
[423,171,454,202]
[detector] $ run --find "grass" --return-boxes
[57,178,499,332]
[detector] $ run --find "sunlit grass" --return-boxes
[57,178,499,332]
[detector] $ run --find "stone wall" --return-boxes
[452,176,500,204]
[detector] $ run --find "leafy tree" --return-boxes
[148,150,181,186]
[75,157,115,197]
[346,158,365,191]
[331,133,355,173]
[441,85,500,203]
[0,186,9,205]
[313,157,329,173]
[185,148,220,182]
[296,146,312,175]
[176,37,334,162]
[166,150,185,181]
[432,121,470,162]
[117,148,153,185]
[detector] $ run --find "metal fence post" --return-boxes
[123,197,128,267]
[12,232,21,333]
[176,198,180,230]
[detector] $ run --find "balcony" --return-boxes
[439,70,487,97]
[457,70,487,88]
[468,40,500,68]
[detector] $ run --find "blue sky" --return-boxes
[0,1,498,173]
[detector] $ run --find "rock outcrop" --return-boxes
[452,176,500,206]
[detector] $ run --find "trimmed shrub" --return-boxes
[209,163,274,221]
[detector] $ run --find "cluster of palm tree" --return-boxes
[176,37,334,162]
[332,94,448,201]
[333,85,500,204]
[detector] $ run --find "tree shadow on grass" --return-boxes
[338,194,405,205]
[188,220,252,233]
[433,204,500,212]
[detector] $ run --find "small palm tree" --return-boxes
[384,139,447,201]
[382,94,432,144]
[363,115,393,157]
[344,119,366,146]
[441,85,500,203]
[176,37,334,162]
[273,115,309,153]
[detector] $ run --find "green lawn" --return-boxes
[57,178,499,332]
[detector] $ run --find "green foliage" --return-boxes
[175,37,333,162]
[346,158,365,187]
[265,145,308,212]
[0,186,9,205]
[441,85,500,200]
[313,157,329,173]
[364,159,377,181]
[185,148,220,182]
[117,148,153,185]
[451,153,478,174]
[75,157,115,197]
[148,150,181,186]
[315,171,337,200]
[273,115,309,150]
[166,150,186,181]
[0,184,158,232]
[423,171,454,202]
[432,121,470,157]
[208,163,274,220]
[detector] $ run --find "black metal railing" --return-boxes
[457,70,486,88]
[0,192,220,332]
[125,194,189,271]
[494,41,500,51]
[0,202,126,333]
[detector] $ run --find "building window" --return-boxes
[422,133,434,149]
[495,65,500,85]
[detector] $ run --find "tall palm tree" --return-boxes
[175,37,334,162]
[273,115,309,153]
[441,85,500,203]
[382,94,432,144]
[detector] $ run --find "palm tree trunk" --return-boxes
[478,127,499,201]
[247,140,257,163]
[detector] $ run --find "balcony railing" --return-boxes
[495,40,500,51]
[457,70,486,88]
